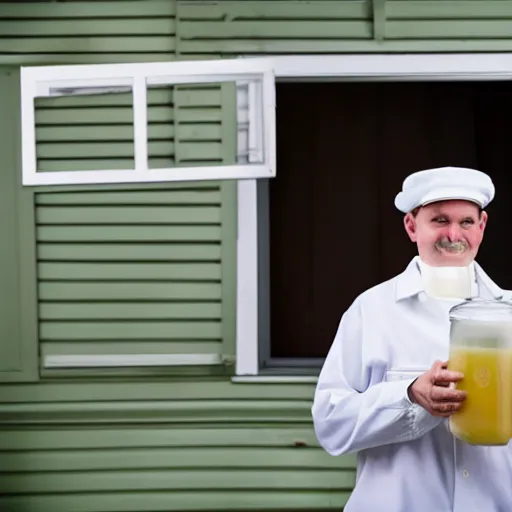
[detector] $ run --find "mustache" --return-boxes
[435,238,469,253]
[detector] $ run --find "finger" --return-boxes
[430,401,463,415]
[432,360,447,371]
[432,369,464,384]
[431,386,467,402]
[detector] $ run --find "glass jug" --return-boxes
[448,299,512,445]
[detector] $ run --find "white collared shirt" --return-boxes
[312,257,512,512]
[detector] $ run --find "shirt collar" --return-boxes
[395,256,504,302]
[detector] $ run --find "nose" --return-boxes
[447,223,462,242]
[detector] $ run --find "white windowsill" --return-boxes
[231,375,318,384]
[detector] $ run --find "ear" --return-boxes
[479,210,488,231]
[404,212,417,242]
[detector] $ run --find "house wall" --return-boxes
[1,1,510,510]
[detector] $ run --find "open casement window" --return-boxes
[20,58,276,186]
[16,58,277,378]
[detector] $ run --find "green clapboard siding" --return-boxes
[0,1,176,64]
[0,379,355,511]
[178,0,372,54]
[177,0,512,54]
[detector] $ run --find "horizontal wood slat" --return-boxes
[0,469,354,493]
[0,380,318,403]
[35,188,222,205]
[0,426,340,450]
[178,1,371,20]
[0,2,176,19]
[36,158,231,172]
[36,124,220,142]
[0,491,351,512]
[39,321,222,341]
[174,88,223,107]
[37,263,221,281]
[387,1,512,19]
[35,88,219,109]
[0,19,174,37]
[180,20,372,39]
[387,20,512,39]
[40,341,223,358]
[38,282,222,301]
[35,107,172,125]
[179,39,512,54]
[0,36,175,54]
[37,159,136,172]
[0,447,349,471]
[37,226,222,242]
[0,428,327,450]
[178,108,223,123]
[36,206,221,224]
[0,399,317,424]
[37,142,173,159]
[177,142,223,161]
[0,55,176,65]
[36,125,164,142]
[37,243,222,261]
[39,301,222,319]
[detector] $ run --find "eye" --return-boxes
[432,217,448,224]
[461,219,475,227]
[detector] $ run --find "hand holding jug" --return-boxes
[448,299,512,445]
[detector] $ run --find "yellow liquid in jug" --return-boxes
[448,346,512,445]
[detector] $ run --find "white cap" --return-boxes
[394,166,495,213]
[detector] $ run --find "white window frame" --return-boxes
[234,53,512,379]
[20,58,276,186]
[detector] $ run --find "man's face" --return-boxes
[404,200,488,266]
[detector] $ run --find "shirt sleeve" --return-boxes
[311,298,442,456]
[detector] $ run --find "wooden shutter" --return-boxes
[34,83,236,376]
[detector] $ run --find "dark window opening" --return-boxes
[268,81,512,361]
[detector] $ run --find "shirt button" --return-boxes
[463,470,469,478]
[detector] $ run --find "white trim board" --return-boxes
[245,53,512,80]
[236,180,260,376]
[235,52,512,376]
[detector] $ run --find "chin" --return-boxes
[435,252,472,266]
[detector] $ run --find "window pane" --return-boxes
[35,88,135,172]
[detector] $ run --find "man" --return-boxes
[312,166,512,512]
